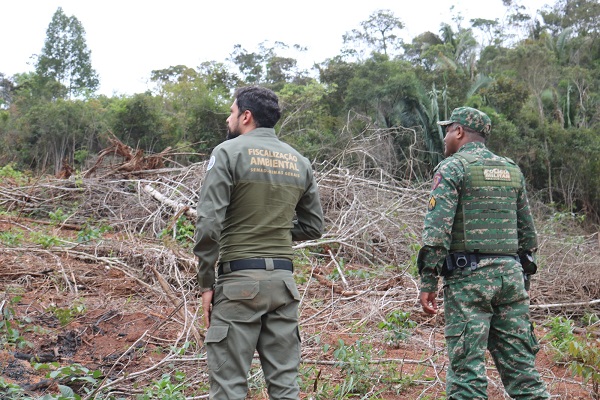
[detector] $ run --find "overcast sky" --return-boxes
[3,0,550,96]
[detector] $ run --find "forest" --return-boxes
[1,0,599,222]
[1,0,600,399]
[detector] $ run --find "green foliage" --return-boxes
[0,377,30,399]
[159,216,194,246]
[73,149,89,166]
[379,310,418,345]
[406,239,421,277]
[0,230,24,246]
[34,362,102,399]
[49,301,86,327]
[568,337,600,399]
[110,93,168,151]
[342,9,405,58]
[0,296,33,350]
[1,6,600,223]
[326,261,377,282]
[76,221,110,243]
[330,339,382,395]
[539,207,587,237]
[49,208,67,224]
[137,372,187,400]
[30,232,61,248]
[544,316,576,360]
[35,7,99,97]
[0,163,25,180]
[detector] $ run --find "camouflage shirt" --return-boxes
[193,128,324,290]
[419,142,537,292]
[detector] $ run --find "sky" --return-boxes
[2,0,551,96]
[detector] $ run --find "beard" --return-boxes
[226,126,241,141]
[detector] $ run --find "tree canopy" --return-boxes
[35,7,99,98]
[1,1,600,222]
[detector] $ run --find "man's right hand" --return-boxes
[419,291,438,314]
[201,290,214,328]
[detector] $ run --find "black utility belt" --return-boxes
[442,252,518,277]
[451,252,518,268]
[218,258,293,275]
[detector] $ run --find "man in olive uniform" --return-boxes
[417,107,549,399]
[193,86,324,399]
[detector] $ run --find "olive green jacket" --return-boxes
[193,128,324,289]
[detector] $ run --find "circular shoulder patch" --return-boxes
[206,155,216,171]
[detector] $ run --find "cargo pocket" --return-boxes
[222,281,259,321]
[283,279,301,301]
[445,322,468,371]
[205,325,229,371]
[528,322,540,355]
[280,279,301,319]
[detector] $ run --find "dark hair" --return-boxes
[234,86,281,128]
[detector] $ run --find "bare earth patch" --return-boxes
[1,163,599,399]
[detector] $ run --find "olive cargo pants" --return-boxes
[443,269,549,399]
[205,269,301,400]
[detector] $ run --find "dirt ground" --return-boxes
[0,217,595,400]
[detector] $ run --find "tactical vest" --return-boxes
[449,153,522,254]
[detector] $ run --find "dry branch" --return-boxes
[82,132,174,178]
[150,265,203,345]
[143,184,197,219]
[0,132,599,399]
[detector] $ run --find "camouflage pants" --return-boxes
[443,269,549,399]
[204,269,301,400]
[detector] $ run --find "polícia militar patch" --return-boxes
[431,173,442,190]
[428,196,436,211]
[483,168,511,181]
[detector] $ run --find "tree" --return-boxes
[470,18,502,47]
[110,93,167,152]
[479,76,529,121]
[35,7,99,98]
[342,10,405,58]
[0,73,15,108]
[403,32,444,70]
[228,41,307,87]
[540,0,600,38]
[149,65,231,154]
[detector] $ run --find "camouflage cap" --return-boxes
[437,107,492,135]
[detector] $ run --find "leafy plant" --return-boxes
[49,208,67,224]
[137,372,187,400]
[0,163,26,181]
[30,232,61,248]
[159,216,195,246]
[330,339,381,395]
[568,337,600,399]
[406,240,421,277]
[76,220,110,243]
[34,362,102,399]
[49,301,86,327]
[0,295,32,350]
[379,310,417,345]
[0,377,29,399]
[544,316,576,360]
[0,231,24,246]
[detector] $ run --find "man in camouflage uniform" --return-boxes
[417,107,549,399]
[194,86,324,399]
